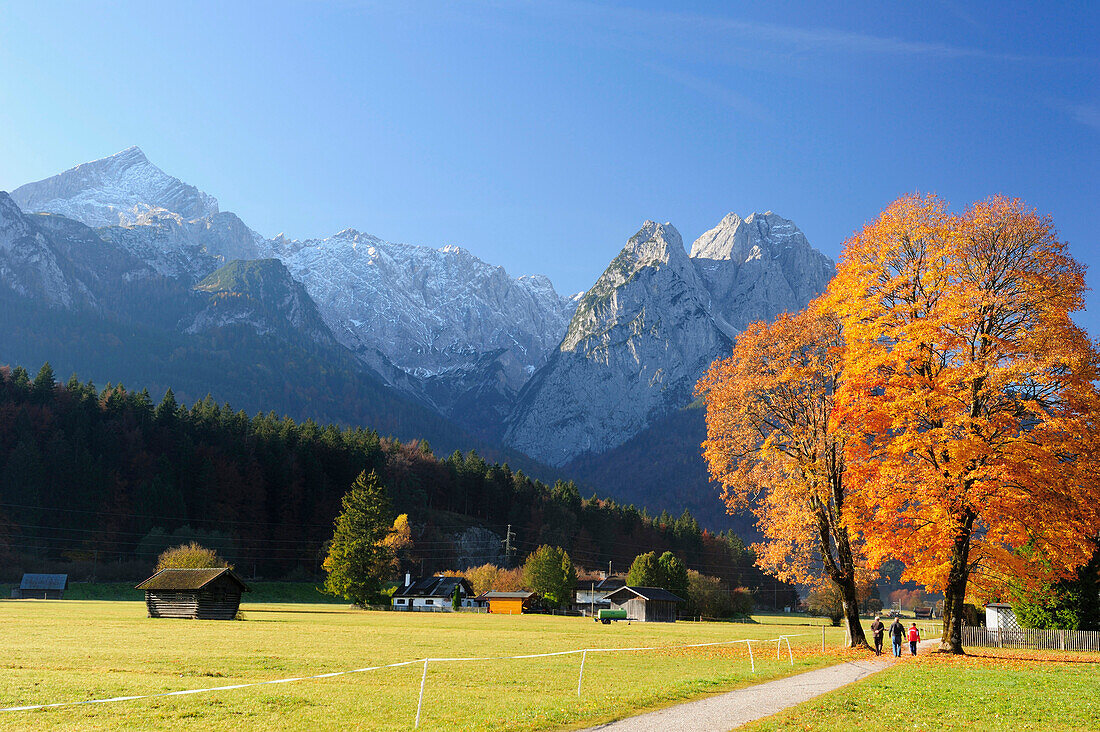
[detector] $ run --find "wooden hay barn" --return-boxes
[477,590,536,615]
[11,574,68,599]
[135,567,249,620]
[605,586,684,623]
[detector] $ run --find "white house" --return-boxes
[575,576,626,615]
[392,574,479,611]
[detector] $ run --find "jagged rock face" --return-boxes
[506,214,834,466]
[261,230,577,392]
[505,222,734,466]
[10,146,219,228]
[691,211,833,329]
[187,259,336,345]
[0,193,75,307]
[0,192,155,309]
[98,209,263,281]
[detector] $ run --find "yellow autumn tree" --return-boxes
[828,194,1100,653]
[696,306,872,647]
[382,513,413,573]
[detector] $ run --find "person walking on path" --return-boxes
[889,617,905,657]
[870,616,885,655]
[908,623,921,656]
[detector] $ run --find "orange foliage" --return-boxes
[826,194,1100,649]
[696,306,872,645]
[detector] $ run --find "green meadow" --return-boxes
[0,600,847,731]
[745,648,1100,732]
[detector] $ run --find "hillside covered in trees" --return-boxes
[0,362,779,598]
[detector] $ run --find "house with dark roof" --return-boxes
[392,574,477,611]
[605,586,685,622]
[576,576,626,615]
[11,574,68,599]
[135,567,250,620]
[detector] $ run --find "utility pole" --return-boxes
[608,560,612,578]
[502,524,516,567]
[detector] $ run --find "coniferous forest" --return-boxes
[0,362,783,600]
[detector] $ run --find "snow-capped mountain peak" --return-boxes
[10,146,219,228]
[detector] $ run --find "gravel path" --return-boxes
[583,640,938,732]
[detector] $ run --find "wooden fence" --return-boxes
[962,626,1100,652]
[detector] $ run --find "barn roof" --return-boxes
[393,576,472,598]
[476,591,535,600]
[605,586,685,604]
[135,567,250,592]
[20,574,68,591]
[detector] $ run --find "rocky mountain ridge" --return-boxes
[11,146,220,228]
[505,213,834,465]
[9,148,576,434]
[3,147,836,528]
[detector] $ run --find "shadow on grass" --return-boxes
[241,607,360,615]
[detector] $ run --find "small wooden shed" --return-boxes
[605,586,684,623]
[477,590,536,615]
[985,603,1020,632]
[135,567,249,620]
[11,574,68,599]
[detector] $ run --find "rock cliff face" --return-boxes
[0,191,156,310]
[505,214,833,466]
[691,211,834,330]
[259,229,577,420]
[6,148,837,499]
[10,146,219,228]
[9,149,575,425]
[187,259,337,346]
[505,222,735,465]
[98,209,264,281]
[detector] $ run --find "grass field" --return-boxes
[743,647,1100,732]
[0,600,853,731]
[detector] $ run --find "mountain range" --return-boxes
[2,147,834,530]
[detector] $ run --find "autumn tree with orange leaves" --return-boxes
[696,307,872,648]
[828,194,1100,654]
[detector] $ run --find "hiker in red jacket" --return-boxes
[908,623,921,655]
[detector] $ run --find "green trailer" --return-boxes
[597,608,628,624]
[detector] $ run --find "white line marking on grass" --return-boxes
[1,634,805,714]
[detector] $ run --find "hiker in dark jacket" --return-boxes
[889,618,905,657]
[870,616,885,655]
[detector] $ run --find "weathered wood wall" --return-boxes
[145,589,241,620]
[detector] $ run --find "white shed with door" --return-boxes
[985,603,1020,632]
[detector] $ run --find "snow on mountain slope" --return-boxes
[0,191,159,309]
[11,147,219,228]
[98,209,264,280]
[260,229,577,392]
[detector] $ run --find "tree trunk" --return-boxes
[819,510,871,650]
[939,512,974,654]
[840,576,869,648]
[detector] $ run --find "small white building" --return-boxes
[575,576,626,615]
[392,574,479,611]
[985,603,1020,632]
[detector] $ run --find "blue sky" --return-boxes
[1,1,1098,329]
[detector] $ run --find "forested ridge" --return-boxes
[0,362,776,597]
